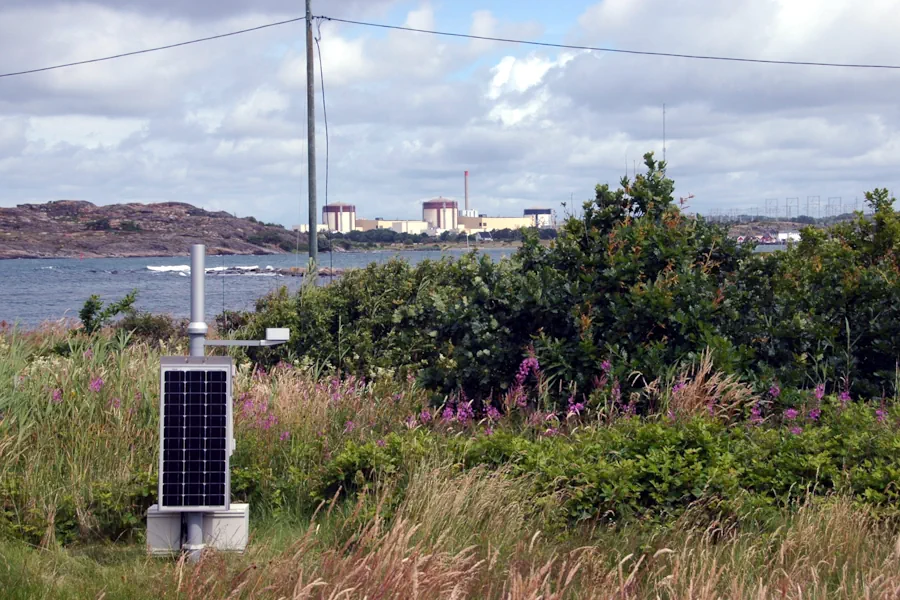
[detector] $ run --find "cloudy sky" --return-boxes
[1,0,898,225]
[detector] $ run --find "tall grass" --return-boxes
[4,325,900,598]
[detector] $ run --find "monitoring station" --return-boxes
[146,244,289,560]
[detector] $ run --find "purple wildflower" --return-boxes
[542,427,559,437]
[769,384,781,398]
[485,405,501,421]
[567,395,585,417]
[405,414,417,428]
[784,408,799,420]
[261,414,278,430]
[790,426,803,435]
[515,356,540,386]
[89,377,104,393]
[83,349,93,359]
[814,384,825,401]
[749,403,763,426]
[344,420,355,433]
[839,391,851,407]
[456,402,474,424]
[441,406,455,423]
[485,426,494,436]
[419,409,433,424]
[376,439,386,447]
[51,389,63,404]
[109,397,121,409]
[876,408,887,423]
[279,431,290,442]
[672,382,686,395]
[601,360,612,373]
[808,408,821,422]
[666,409,676,422]
[611,380,621,405]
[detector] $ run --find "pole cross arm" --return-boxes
[204,340,285,347]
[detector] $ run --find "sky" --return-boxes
[1,0,899,226]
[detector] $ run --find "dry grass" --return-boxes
[644,348,758,420]
[157,475,900,599]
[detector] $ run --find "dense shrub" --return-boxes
[247,154,900,407]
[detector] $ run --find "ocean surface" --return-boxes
[0,248,514,326]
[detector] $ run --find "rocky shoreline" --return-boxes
[0,200,302,260]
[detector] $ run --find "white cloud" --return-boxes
[0,0,898,225]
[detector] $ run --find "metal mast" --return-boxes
[306,0,318,267]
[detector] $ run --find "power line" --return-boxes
[314,18,332,277]
[318,15,900,71]
[0,16,306,79]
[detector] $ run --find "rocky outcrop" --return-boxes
[0,200,305,259]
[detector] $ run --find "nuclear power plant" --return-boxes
[296,171,556,235]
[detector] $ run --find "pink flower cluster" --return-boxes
[238,394,279,431]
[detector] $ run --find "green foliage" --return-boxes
[78,290,138,335]
[116,311,181,342]
[118,220,141,231]
[454,403,900,523]
[248,153,900,405]
[84,218,111,231]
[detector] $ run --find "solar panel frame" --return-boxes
[159,356,233,512]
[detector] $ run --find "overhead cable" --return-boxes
[318,15,900,70]
[0,16,306,79]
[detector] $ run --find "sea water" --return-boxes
[0,249,514,325]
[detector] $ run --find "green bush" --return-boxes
[79,290,138,334]
[117,311,181,342]
[246,153,900,406]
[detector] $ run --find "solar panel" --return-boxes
[159,357,233,512]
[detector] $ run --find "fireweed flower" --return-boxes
[441,406,455,423]
[515,356,540,386]
[790,426,803,435]
[279,431,290,442]
[876,408,887,423]
[485,426,494,436]
[419,409,433,424]
[769,384,781,398]
[839,391,851,407]
[109,397,121,409]
[672,382,686,395]
[808,408,821,422]
[344,420,355,433]
[456,402,475,424]
[89,378,104,393]
[784,408,799,420]
[611,380,621,405]
[749,403,763,425]
[814,384,825,401]
[485,405,501,421]
[601,360,612,373]
[51,389,62,403]
[376,439,386,447]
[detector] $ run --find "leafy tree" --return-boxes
[79,290,138,334]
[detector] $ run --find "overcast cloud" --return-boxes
[0,0,898,225]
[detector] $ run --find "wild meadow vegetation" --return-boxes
[3,154,900,598]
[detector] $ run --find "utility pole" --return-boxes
[306,0,318,268]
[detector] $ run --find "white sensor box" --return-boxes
[146,503,249,555]
[265,328,290,342]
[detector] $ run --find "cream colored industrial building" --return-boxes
[459,215,535,233]
[356,218,429,235]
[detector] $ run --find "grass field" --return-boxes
[2,324,900,599]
